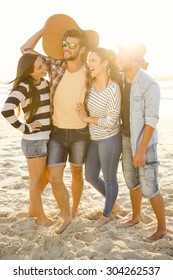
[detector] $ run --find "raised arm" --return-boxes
[20,28,44,53]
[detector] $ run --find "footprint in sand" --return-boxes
[86,210,102,221]
[0,211,9,217]
[74,231,97,243]
[13,181,27,189]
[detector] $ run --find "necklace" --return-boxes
[105,76,110,88]
[93,76,110,92]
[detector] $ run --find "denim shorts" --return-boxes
[21,139,48,158]
[47,126,90,167]
[122,135,160,199]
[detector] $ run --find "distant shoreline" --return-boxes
[154,76,173,82]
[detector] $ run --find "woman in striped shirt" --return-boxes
[1,53,52,226]
[77,48,122,227]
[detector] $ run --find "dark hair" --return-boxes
[10,53,41,123]
[63,29,87,47]
[89,48,122,92]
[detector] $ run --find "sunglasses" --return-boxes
[62,40,77,49]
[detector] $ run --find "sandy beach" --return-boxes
[0,98,173,260]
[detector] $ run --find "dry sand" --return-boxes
[0,111,173,260]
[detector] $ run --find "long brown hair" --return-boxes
[10,53,41,123]
[89,48,122,91]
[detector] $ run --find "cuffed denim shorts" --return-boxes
[122,135,160,199]
[47,125,90,167]
[21,139,48,159]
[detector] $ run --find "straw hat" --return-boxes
[117,43,149,70]
[42,14,99,60]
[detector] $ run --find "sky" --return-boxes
[0,0,173,81]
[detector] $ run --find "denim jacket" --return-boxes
[127,69,160,156]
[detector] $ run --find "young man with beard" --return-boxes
[21,14,99,233]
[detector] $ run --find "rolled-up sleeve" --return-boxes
[145,83,160,128]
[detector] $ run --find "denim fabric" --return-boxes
[85,132,122,217]
[47,126,90,166]
[122,135,160,199]
[126,69,160,156]
[21,139,48,158]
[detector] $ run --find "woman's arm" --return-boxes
[20,28,44,54]
[77,103,99,125]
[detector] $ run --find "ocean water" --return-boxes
[0,80,173,116]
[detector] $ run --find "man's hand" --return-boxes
[133,149,146,168]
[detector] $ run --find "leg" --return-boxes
[144,194,167,242]
[47,128,71,233]
[49,166,71,234]
[85,140,108,227]
[118,135,142,228]
[68,126,90,218]
[85,140,105,196]
[70,165,84,218]
[140,144,167,242]
[117,186,142,228]
[28,166,49,217]
[86,134,121,227]
[27,157,53,226]
[95,134,121,227]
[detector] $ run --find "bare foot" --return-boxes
[71,210,78,219]
[27,212,36,218]
[117,217,141,228]
[71,205,79,219]
[112,201,121,213]
[144,229,167,243]
[55,218,71,234]
[27,205,36,217]
[36,217,54,226]
[93,215,110,228]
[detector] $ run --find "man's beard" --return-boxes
[64,51,80,61]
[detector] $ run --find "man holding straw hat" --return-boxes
[21,14,99,233]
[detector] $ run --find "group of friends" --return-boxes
[1,14,167,243]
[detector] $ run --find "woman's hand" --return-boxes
[30,120,42,132]
[77,103,99,125]
[77,103,88,122]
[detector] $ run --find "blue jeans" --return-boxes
[85,132,122,217]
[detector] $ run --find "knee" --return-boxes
[71,167,83,181]
[49,174,62,189]
[30,177,44,189]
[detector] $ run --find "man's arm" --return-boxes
[20,28,44,53]
[133,124,154,167]
[133,82,160,168]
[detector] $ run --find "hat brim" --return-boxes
[116,43,148,69]
[117,43,147,61]
[42,14,99,60]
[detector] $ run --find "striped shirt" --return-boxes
[87,82,121,140]
[1,79,51,140]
